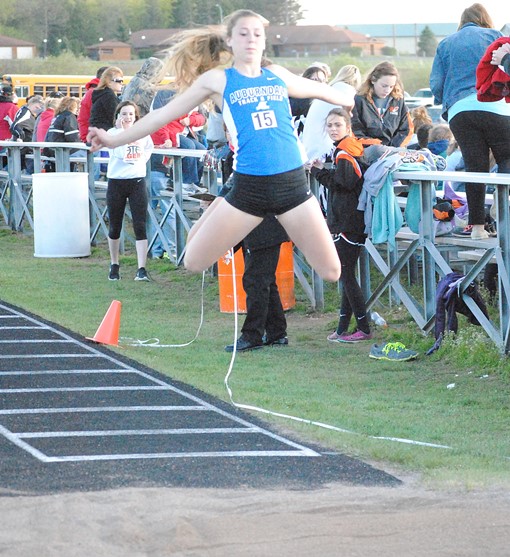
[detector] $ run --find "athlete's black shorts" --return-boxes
[224,166,312,217]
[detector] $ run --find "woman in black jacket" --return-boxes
[351,61,413,147]
[310,108,372,344]
[43,96,81,171]
[45,96,80,144]
[90,66,123,177]
[89,66,124,131]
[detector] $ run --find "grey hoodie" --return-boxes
[121,57,165,117]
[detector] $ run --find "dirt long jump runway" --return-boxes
[1,300,509,556]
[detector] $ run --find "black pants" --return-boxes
[107,177,148,240]
[334,233,370,334]
[449,111,510,225]
[241,244,287,344]
[483,263,498,300]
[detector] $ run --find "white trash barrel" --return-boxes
[33,172,91,258]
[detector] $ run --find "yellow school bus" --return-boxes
[6,74,89,105]
[5,74,173,106]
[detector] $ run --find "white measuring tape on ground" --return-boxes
[122,247,451,450]
[121,271,206,348]
[223,248,452,451]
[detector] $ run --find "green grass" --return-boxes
[1,229,509,489]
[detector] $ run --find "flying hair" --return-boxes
[164,10,270,93]
[163,28,231,92]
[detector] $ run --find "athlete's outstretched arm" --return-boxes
[87,70,225,151]
[269,64,355,109]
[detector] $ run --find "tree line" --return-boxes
[0,0,304,58]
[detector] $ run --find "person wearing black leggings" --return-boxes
[430,3,510,240]
[106,101,153,281]
[310,107,372,343]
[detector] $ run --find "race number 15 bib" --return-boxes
[251,110,277,130]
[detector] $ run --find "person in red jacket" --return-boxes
[0,84,18,167]
[77,66,108,180]
[0,85,18,140]
[77,66,108,142]
[490,41,510,76]
[159,108,207,194]
[34,93,63,142]
[168,110,206,193]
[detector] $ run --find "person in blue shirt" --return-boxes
[87,9,356,283]
[430,3,510,240]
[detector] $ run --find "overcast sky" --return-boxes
[298,1,508,28]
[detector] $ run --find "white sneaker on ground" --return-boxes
[182,183,207,194]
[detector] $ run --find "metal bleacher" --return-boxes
[2,142,510,353]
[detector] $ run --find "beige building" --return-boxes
[129,25,385,59]
[86,40,132,61]
[0,35,36,60]
[266,25,385,57]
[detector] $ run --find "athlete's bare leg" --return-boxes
[277,196,341,282]
[186,197,224,245]
[135,239,148,269]
[184,200,263,272]
[108,237,121,265]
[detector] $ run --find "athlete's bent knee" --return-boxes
[183,253,205,274]
[322,263,342,282]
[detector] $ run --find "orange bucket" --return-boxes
[217,241,295,313]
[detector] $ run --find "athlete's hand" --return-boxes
[87,127,110,152]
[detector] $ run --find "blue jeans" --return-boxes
[178,135,206,185]
[92,150,109,180]
[70,149,87,172]
[150,170,175,257]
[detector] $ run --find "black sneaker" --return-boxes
[225,337,263,353]
[263,335,289,346]
[134,267,150,281]
[485,222,497,237]
[108,263,120,281]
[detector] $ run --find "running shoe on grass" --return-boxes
[369,342,418,361]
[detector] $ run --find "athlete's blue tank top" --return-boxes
[222,67,307,176]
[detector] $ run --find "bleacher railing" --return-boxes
[2,141,510,353]
[0,140,324,313]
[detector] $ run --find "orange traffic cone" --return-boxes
[86,300,122,346]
